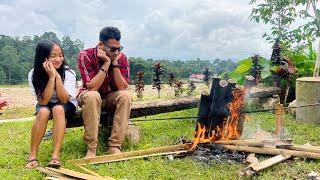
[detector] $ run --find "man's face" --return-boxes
[101,39,122,60]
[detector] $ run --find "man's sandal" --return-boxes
[25,159,39,169]
[47,158,61,168]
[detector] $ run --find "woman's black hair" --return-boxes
[32,40,65,99]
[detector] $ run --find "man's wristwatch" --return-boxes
[112,64,120,69]
[112,64,120,68]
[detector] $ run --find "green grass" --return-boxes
[0,109,320,179]
[0,106,34,120]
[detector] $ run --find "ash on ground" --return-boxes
[188,143,246,165]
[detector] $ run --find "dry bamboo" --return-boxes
[214,139,264,147]
[221,144,320,159]
[46,167,113,180]
[240,155,291,176]
[37,167,76,179]
[283,144,320,154]
[69,144,190,165]
[73,163,103,177]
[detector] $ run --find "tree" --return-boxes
[203,67,211,88]
[173,81,183,97]
[0,32,84,84]
[292,0,320,76]
[249,0,297,45]
[135,71,145,99]
[250,54,263,85]
[187,80,196,96]
[0,45,20,84]
[152,63,164,98]
[168,72,176,87]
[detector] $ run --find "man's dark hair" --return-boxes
[99,26,121,42]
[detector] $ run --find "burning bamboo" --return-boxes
[192,78,245,149]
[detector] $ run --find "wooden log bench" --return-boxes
[66,97,200,128]
[66,86,281,128]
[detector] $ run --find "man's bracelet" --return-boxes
[100,67,107,73]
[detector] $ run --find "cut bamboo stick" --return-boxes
[73,163,103,177]
[69,144,190,165]
[283,144,320,154]
[240,155,291,176]
[250,155,291,171]
[221,144,320,159]
[214,139,264,147]
[46,167,113,180]
[71,150,187,165]
[37,167,76,179]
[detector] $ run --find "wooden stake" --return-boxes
[221,144,320,159]
[240,155,291,176]
[69,144,190,165]
[275,104,284,138]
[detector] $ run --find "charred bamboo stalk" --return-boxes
[221,144,320,159]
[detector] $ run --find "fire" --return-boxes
[191,88,245,150]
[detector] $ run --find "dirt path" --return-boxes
[0,87,36,108]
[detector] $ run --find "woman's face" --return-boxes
[48,44,64,69]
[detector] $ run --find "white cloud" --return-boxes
[0,0,273,60]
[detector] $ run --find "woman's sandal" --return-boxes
[47,158,61,168]
[25,159,39,169]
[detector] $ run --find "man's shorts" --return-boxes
[35,101,76,121]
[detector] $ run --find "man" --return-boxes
[77,26,131,158]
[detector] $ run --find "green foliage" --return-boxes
[0,34,237,85]
[250,0,298,44]
[230,57,270,85]
[250,0,320,50]
[0,33,83,84]
[129,58,237,85]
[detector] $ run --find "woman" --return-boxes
[26,40,77,169]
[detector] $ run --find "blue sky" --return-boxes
[0,0,273,60]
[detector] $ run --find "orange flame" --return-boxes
[191,88,245,150]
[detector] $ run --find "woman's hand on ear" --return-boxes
[43,59,56,79]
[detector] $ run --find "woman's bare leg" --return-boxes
[51,105,66,159]
[27,108,50,167]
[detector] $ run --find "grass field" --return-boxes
[0,84,320,179]
[0,109,320,179]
